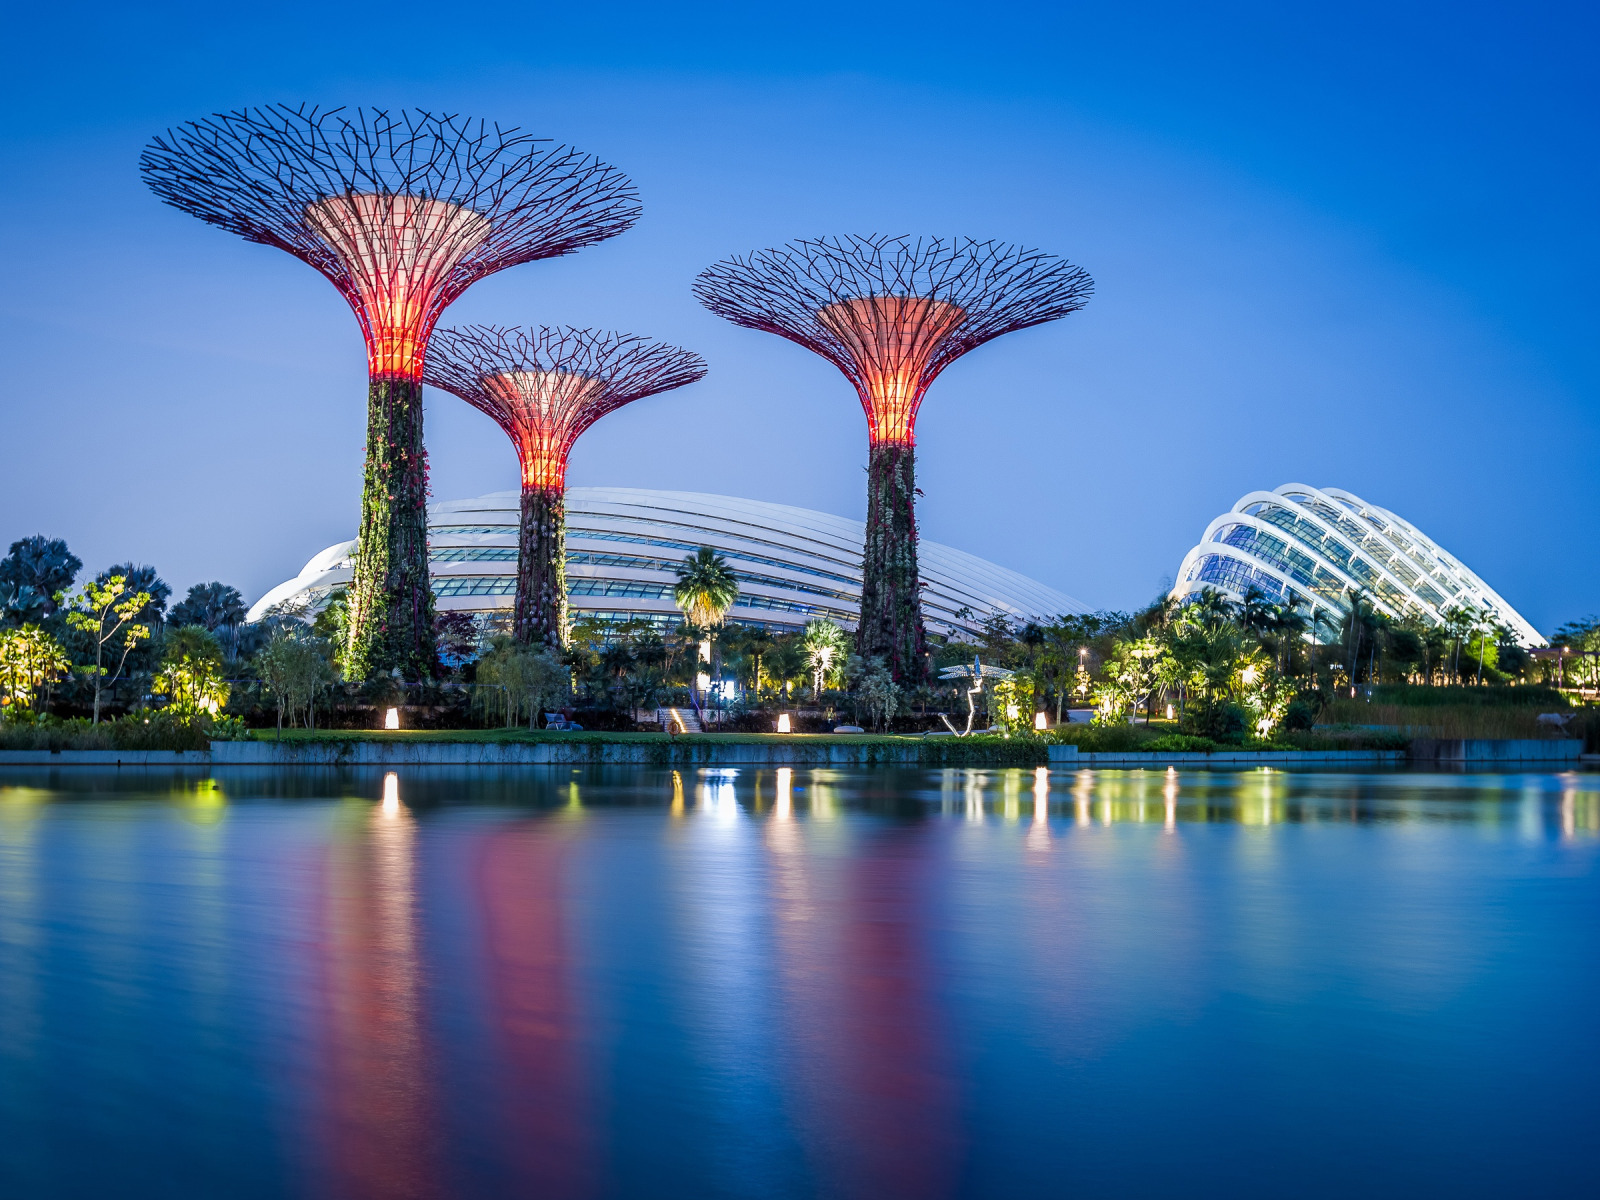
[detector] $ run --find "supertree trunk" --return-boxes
[345,376,437,680]
[516,487,568,648]
[858,442,928,685]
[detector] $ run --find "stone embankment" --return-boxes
[0,737,1583,769]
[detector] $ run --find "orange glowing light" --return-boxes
[815,296,967,446]
[306,193,491,380]
[479,369,608,491]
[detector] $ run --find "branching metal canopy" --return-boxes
[425,325,706,491]
[694,235,1093,444]
[141,105,640,379]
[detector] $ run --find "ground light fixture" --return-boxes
[141,106,638,679]
[1034,711,1048,731]
[695,235,1092,685]
[776,713,792,734]
[384,707,400,730]
[425,325,705,646]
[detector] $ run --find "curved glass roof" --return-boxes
[1172,483,1543,646]
[248,486,1087,638]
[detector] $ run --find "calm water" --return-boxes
[1,766,1597,1199]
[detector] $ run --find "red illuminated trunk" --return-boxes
[345,376,437,680]
[858,442,927,685]
[516,487,567,648]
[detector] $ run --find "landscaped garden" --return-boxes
[2,530,1595,755]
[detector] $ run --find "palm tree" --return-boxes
[673,548,738,712]
[673,548,739,629]
[802,618,848,702]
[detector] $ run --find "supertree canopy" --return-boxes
[425,325,706,647]
[141,105,639,679]
[694,235,1092,683]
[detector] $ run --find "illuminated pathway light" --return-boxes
[426,326,704,646]
[142,106,638,678]
[696,236,1092,684]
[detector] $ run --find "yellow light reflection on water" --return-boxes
[775,767,793,820]
[381,772,401,817]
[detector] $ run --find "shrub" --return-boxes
[1184,701,1248,742]
[1142,734,1216,753]
[1282,699,1316,732]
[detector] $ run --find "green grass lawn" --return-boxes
[244,728,929,747]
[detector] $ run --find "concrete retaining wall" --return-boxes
[210,739,927,767]
[0,740,1576,770]
[1408,738,1583,763]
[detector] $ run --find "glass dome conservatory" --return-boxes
[248,487,1087,640]
[1173,484,1542,646]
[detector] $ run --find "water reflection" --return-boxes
[304,779,436,1200]
[0,766,1597,1199]
[475,809,594,1197]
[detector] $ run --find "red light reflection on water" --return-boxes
[770,822,962,1198]
[476,821,595,1198]
[301,805,440,1200]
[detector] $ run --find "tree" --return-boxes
[66,576,153,723]
[476,636,571,729]
[255,628,337,736]
[170,582,247,632]
[803,618,848,701]
[850,656,902,731]
[0,535,81,624]
[96,563,170,626]
[151,626,231,721]
[435,611,481,668]
[673,548,739,629]
[1094,637,1163,723]
[0,625,71,715]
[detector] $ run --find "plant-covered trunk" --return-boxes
[856,442,928,685]
[346,376,437,681]
[516,486,567,648]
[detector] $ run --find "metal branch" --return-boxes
[425,325,707,490]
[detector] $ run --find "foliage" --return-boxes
[170,582,247,632]
[96,563,170,626]
[0,535,81,624]
[255,627,338,735]
[802,618,848,699]
[435,610,482,667]
[152,626,231,720]
[1141,734,1217,752]
[0,624,71,715]
[0,710,228,752]
[990,671,1036,736]
[476,635,571,729]
[850,655,902,731]
[65,575,153,723]
[673,547,739,629]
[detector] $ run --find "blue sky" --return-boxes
[1,2,1595,631]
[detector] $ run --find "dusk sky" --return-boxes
[2,2,1595,632]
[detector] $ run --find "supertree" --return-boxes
[141,106,639,679]
[425,325,706,647]
[694,235,1092,683]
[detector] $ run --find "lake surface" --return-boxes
[1,765,1597,1199]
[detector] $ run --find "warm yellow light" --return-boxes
[384,707,400,730]
[1165,704,1175,720]
[775,766,793,819]
[776,713,792,734]
[1241,665,1258,685]
[1006,704,1020,720]
[1034,711,1048,731]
